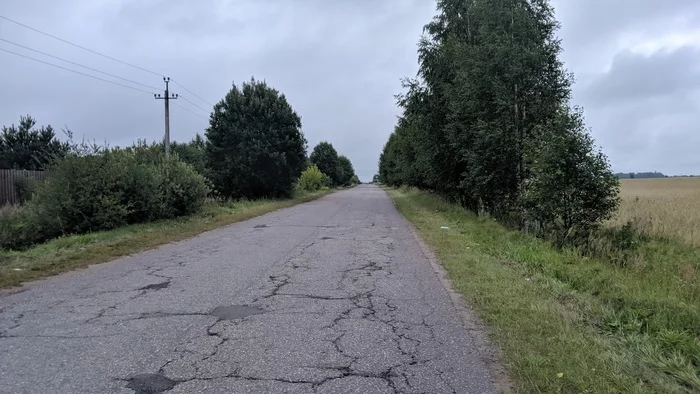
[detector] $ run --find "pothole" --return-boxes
[211,305,264,320]
[126,373,176,394]
[254,224,267,229]
[321,236,334,240]
[139,282,169,291]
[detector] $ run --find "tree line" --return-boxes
[378,0,619,243]
[206,78,358,197]
[0,78,357,249]
[616,172,666,179]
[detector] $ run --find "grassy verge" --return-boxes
[386,187,700,393]
[0,190,333,289]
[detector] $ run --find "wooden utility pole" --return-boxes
[154,77,178,156]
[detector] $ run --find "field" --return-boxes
[611,177,700,246]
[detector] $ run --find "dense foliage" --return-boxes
[0,115,70,170]
[171,134,207,176]
[309,142,341,185]
[378,0,619,240]
[522,108,620,243]
[0,144,209,250]
[337,155,355,186]
[309,142,358,186]
[296,164,330,192]
[206,78,307,199]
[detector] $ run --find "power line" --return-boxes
[179,95,210,114]
[0,38,161,91]
[171,80,214,107]
[1,15,214,113]
[0,47,154,95]
[0,14,162,77]
[172,102,209,120]
[1,15,214,110]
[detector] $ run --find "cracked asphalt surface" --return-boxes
[0,185,495,393]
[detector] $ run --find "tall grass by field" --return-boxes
[387,187,700,393]
[611,178,700,246]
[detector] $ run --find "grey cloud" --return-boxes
[570,40,700,175]
[582,83,700,175]
[553,0,700,75]
[555,0,700,39]
[581,46,700,107]
[550,1,700,175]
[586,97,700,175]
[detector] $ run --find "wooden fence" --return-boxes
[0,169,46,206]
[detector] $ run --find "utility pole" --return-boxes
[154,77,178,156]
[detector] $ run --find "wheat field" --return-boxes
[610,177,700,246]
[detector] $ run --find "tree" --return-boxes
[337,155,355,186]
[378,132,401,186]
[310,142,342,186]
[0,115,70,170]
[171,134,207,176]
[205,78,307,198]
[378,0,619,240]
[523,108,620,243]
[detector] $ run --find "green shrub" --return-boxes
[0,206,41,250]
[580,221,646,266]
[13,175,37,204]
[30,153,131,236]
[0,147,209,250]
[297,165,327,192]
[523,108,620,246]
[157,157,210,217]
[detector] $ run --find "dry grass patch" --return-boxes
[611,178,700,246]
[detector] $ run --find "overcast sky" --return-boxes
[1,1,699,180]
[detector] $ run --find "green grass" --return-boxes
[0,190,333,289]
[386,187,700,393]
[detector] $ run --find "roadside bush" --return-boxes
[13,175,37,204]
[157,157,210,217]
[0,205,41,250]
[297,165,327,192]
[0,148,209,250]
[30,153,132,236]
[581,221,646,267]
[523,109,620,246]
[170,134,207,177]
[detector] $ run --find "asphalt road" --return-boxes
[0,185,495,394]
